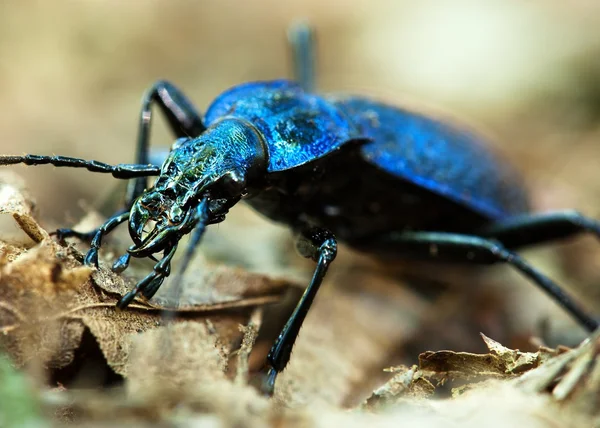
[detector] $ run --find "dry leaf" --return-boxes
[2,171,600,427]
[0,177,293,382]
[417,333,560,383]
[0,172,47,244]
[364,365,435,410]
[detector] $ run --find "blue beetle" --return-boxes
[0,24,598,395]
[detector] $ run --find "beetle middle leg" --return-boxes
[374,231,598,332]
[263,224,337,396]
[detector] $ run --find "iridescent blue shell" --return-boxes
[203,80,528,221]
[204,80,361,172]
[328,95,529,220]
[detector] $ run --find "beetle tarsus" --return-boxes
[82,211,131,268]
[117,244,177,308]
[141,266,171,299]
[84,249,99,267]
[261,368,278,397]
[112,253,131,273]
[117,291,137,309]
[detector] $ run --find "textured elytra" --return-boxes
[329,95,530,220]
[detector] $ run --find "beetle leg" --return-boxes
[375,231,598,332]
[477,210,600,249]
[126,80,206,206]
[117,243,178,309]
[53,228,98,244]
[288,22,316,92]
[50,208,127,245]
[80,211,131,267]
[262,225,337,396]
[141,262,172,300]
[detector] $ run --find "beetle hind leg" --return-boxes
[374,231,598,332]
[478,210,600,249]
[262,224,337,396]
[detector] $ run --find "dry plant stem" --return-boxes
[235,309,262,386]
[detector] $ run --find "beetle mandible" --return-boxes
[0,23,598,395]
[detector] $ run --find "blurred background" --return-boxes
[1,0,600,390]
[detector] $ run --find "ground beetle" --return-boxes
[1,24,598,395]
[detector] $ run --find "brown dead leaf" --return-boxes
[363,332,580,411]
[0,172,47,244]
[419,349,508,379]
[480,333,559,373]
[418,333,560,383]
[0,240,92,368]
[1,176,599,427]
[0,177,293,382]
[91,262,289,312]
[363,365,435,410]
[126,321,233,400]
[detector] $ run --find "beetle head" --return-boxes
[127,117,268,257]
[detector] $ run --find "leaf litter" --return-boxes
[0,171,599,427]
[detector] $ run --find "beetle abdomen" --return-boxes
[329,95,530,220]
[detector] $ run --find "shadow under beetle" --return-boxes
[1,23,599,395]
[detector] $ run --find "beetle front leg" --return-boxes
[81,211,130,267]
[117,244,178,308]
[262,225,337,396]
[52,210,130,262]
